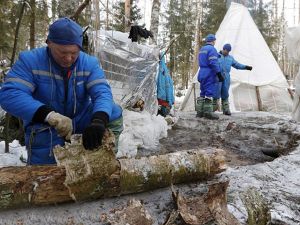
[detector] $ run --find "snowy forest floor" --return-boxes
[0,111,300,225]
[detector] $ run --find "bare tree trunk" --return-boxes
[106,0,109,29]
[192,0,201,76]
[5,0,27,154]
[29,0,36,49]
[71,0,91,22]
[93,0,100,30]
[124,0,131,32]
[150,0,161,44]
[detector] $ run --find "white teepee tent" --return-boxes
[180,3,293,113]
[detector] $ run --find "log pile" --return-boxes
[0,131,226,210]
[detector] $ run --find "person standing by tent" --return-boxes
[157,54,174,117]
[214,43,252,115]
[196,34,224,120]
[0,18,123,165]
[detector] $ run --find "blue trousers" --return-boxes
[214,75,230,99]
[198,70,218,98]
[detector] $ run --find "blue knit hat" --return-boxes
[205,34,216,42]
[47,18,83,49]
[223,43,232,52]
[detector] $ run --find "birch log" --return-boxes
[0,132,226,210]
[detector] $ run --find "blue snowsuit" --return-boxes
[157,55,174,117]
[197,44,221,97]
[157,55,174,106]
[215,53,247,99]
[0,47,122,165]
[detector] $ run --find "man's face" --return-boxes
[222,49,229,56]
[47,41,80,68]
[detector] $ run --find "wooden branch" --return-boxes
[70,0,91,22]
[0,131,226,210]
[255,86,263,111]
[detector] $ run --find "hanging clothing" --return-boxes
[157,54,174,116]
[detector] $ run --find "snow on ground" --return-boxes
[117,110,169,158]
[225,146,300,224]
[0,140,26,167]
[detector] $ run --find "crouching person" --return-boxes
[0,18,123,165]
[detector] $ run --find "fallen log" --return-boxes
[0,132,226,210]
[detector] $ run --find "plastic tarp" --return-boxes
[286,25,300,121]
[89,30,160,115]
[180,3,293,113]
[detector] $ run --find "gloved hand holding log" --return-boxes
[46,111,72,140]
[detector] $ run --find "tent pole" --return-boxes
[193,83,197,111]
[287,88,294,100]
[255,86,263,111]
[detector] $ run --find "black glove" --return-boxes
[245,65,252,71]
[216,72,224,82]
[82,112,108,150]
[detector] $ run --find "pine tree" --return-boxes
[0,1,18,60]
[201,0,227,37]
[111,0,142,32]
[164,0,198,88]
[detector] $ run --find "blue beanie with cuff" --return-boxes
[205,34,216,42]
[223,43,232,52]
[47,17,83,49]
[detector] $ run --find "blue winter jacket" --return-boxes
[218,53,246,77]
[197,44,221,97]
[157,55,174,106]
[214,53,247,99]
[0,47,122,164]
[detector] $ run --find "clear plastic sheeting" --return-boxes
[89,30,159,115]
[285,25,300,121]
[180,3,293,113]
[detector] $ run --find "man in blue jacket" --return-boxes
[214,43,252,115]
[0,18,123,165]
[196,34,224,120]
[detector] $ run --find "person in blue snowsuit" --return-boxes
[0,18,123,165]
[196,34,224,120]
[214,43,252,115]
[157,54,174,117]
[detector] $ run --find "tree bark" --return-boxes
[0,132,226,210]
[242,188,271,225]
[124,0,131,32]
[5,0,27,153]
[150,0,161,44]
[29,0,36,49]
[70,0,91,22]
[192,0,201,76]
[172,180,241,225]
